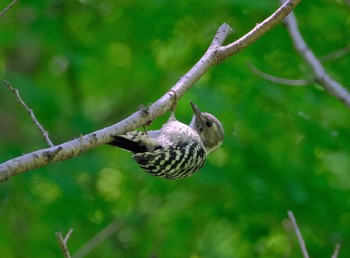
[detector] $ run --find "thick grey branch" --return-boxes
[216,0,301,60]
[0,110,150,181]
[0,0,302,181]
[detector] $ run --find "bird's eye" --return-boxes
[206,121,213,127]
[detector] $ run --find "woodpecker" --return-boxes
[108,101,224,179]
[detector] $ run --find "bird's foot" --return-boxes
[168,90,178,120]
[138,104,154,135]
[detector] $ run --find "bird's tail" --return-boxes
[108,131,150,153]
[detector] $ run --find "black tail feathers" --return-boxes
[108,136,148,153]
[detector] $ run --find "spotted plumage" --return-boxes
[108,101,224,179]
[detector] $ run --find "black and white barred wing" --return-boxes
[132,141,206,179]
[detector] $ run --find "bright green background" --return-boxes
[1,0,350,257]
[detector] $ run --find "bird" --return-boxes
[108,101,224,180]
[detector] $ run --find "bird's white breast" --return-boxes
[155,120,202,148]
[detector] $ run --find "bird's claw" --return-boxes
[168,90,178,113]
[138,104,153,134]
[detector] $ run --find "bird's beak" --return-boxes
[190,101,204,121]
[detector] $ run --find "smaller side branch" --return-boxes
[56,228,74,258]
[248,63,313,86]
[72,219,121,258]
[210,23,233,49]
[0,0,17,18]
[288,210,310,258]
[319,45,350,63]
[4,81,54,147]
[331,243,341,258]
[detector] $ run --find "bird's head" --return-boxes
[189,101,224,154]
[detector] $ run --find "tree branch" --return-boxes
[72,219,121,258]
[0,0,302,181]
[331,243,341,258]
[4,81,54,147]
[216,0,301,60]
[288,210,310,258]
[0,0,17,18]
[279,0,350,108]
[56,228,74,258]
[248,63,313,86]
[319,45,350,63]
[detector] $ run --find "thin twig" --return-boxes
[331,243,341,258]
[288,211,310,258]
[319,45,350,62]
[72,219,121,258]
[248,63,313,86]
[56,228,74,258]
[64,228,74,244]
[3,81,54,147]
[279,0,350,108]
[0,0,17,18]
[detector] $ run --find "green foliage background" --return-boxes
[0,0,350,257]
